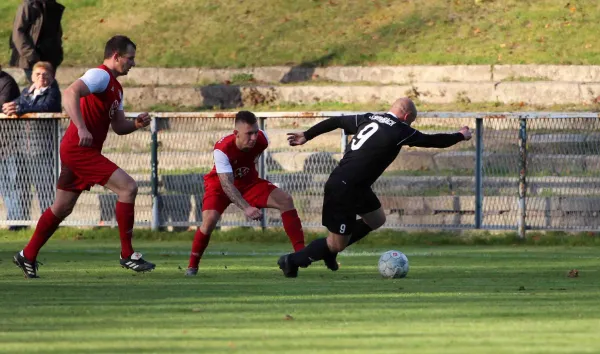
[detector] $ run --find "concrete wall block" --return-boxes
[493,82,581,105]
[119,68,159,86]
[559,197,600,212]
[494,65,600,82]
[154,87,202,106]
[433,151,475,170]
[408,82,495,103]
[158,68,200,86]
[124,87,157,110]
[529,154,586,174]
[270,152,313,172]
[389,150,437,171]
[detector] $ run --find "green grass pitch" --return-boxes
[1,239,600,353]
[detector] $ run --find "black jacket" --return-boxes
[0,71,21,106]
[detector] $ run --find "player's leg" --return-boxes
[347,207,386,247]
[278,176,352,277]
[262,184,305,251]
[103,168,155,272]
[186,185,230,276]
[15,188,80,278]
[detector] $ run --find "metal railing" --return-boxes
[2,111,600,238]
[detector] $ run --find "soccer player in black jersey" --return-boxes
[278,97,472,277]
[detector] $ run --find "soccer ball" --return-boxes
[378,250,409,278]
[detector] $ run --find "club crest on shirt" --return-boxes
[235,167,250,178]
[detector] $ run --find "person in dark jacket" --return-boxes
[9,0,65,83]
[2,61,61,229]
[0,66,25,231]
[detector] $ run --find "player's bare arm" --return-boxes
[217,173,262,220]
[63,79,93,147]
[111,111,150,135]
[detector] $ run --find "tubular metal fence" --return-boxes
[1,111,600,237]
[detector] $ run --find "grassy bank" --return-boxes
[2,0,599,67]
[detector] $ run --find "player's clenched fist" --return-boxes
[135,112,151,129]
[78,127,93,147]
[244,206,263,221]
[287,132,307,146]
[459,126,472,141]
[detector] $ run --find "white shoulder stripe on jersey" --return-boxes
[397,130,417,146]
[214,149,233,173]
[80,68,110,94]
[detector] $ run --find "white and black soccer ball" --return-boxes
[378,250,409,278]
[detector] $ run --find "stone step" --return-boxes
[7,65,600,87]
[120,83,600,109]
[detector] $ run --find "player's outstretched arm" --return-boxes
[402,126,472,148]
[63,79,93,147]
[217,173,262,220]
[299,115,363,142]
[111,111,151,135]
[287,132,307,146]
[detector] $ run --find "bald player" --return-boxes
[278,97,472,277]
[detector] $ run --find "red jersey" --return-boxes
[61,65,123,151]
[204,130,269,188]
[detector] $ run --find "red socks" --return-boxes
[281,209,305,251]
[23,208,62,261]
[188,229,211,269]
[115,201,135,259]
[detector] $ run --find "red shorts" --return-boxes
[202,178,278,214]
[58,148,119,192]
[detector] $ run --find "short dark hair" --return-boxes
[235,111,257,125]
[104,35,136,59]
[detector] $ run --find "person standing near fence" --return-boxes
[13,35,155,279]
[9,0,64,83]
[2,61,61,229]
[0,65,24,231]
[278,97,472,278]
[185,111,306,276]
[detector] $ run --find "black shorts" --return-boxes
[322,175,381,236]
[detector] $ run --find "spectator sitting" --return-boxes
[2,61,61,116]
[2,61,61,231]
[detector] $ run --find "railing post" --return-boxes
[475,117,483,229]
[150,116,160,231]
[259,117,267,230]
[53,118,60,190]
[518,118,527,239]
[341,130,347,153]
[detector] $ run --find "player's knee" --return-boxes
[51,202,75,219]
[278,192,294,210]
[371,215,386,230]
[121,180,138,198]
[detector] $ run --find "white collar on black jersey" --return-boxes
[386,111,398,119]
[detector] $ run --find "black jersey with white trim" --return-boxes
[303,113,465,187]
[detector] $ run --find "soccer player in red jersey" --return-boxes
[13,35,155,278]
[185,111,305,276]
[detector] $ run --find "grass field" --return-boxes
[2,230,600,353]
[2,0,600,67]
